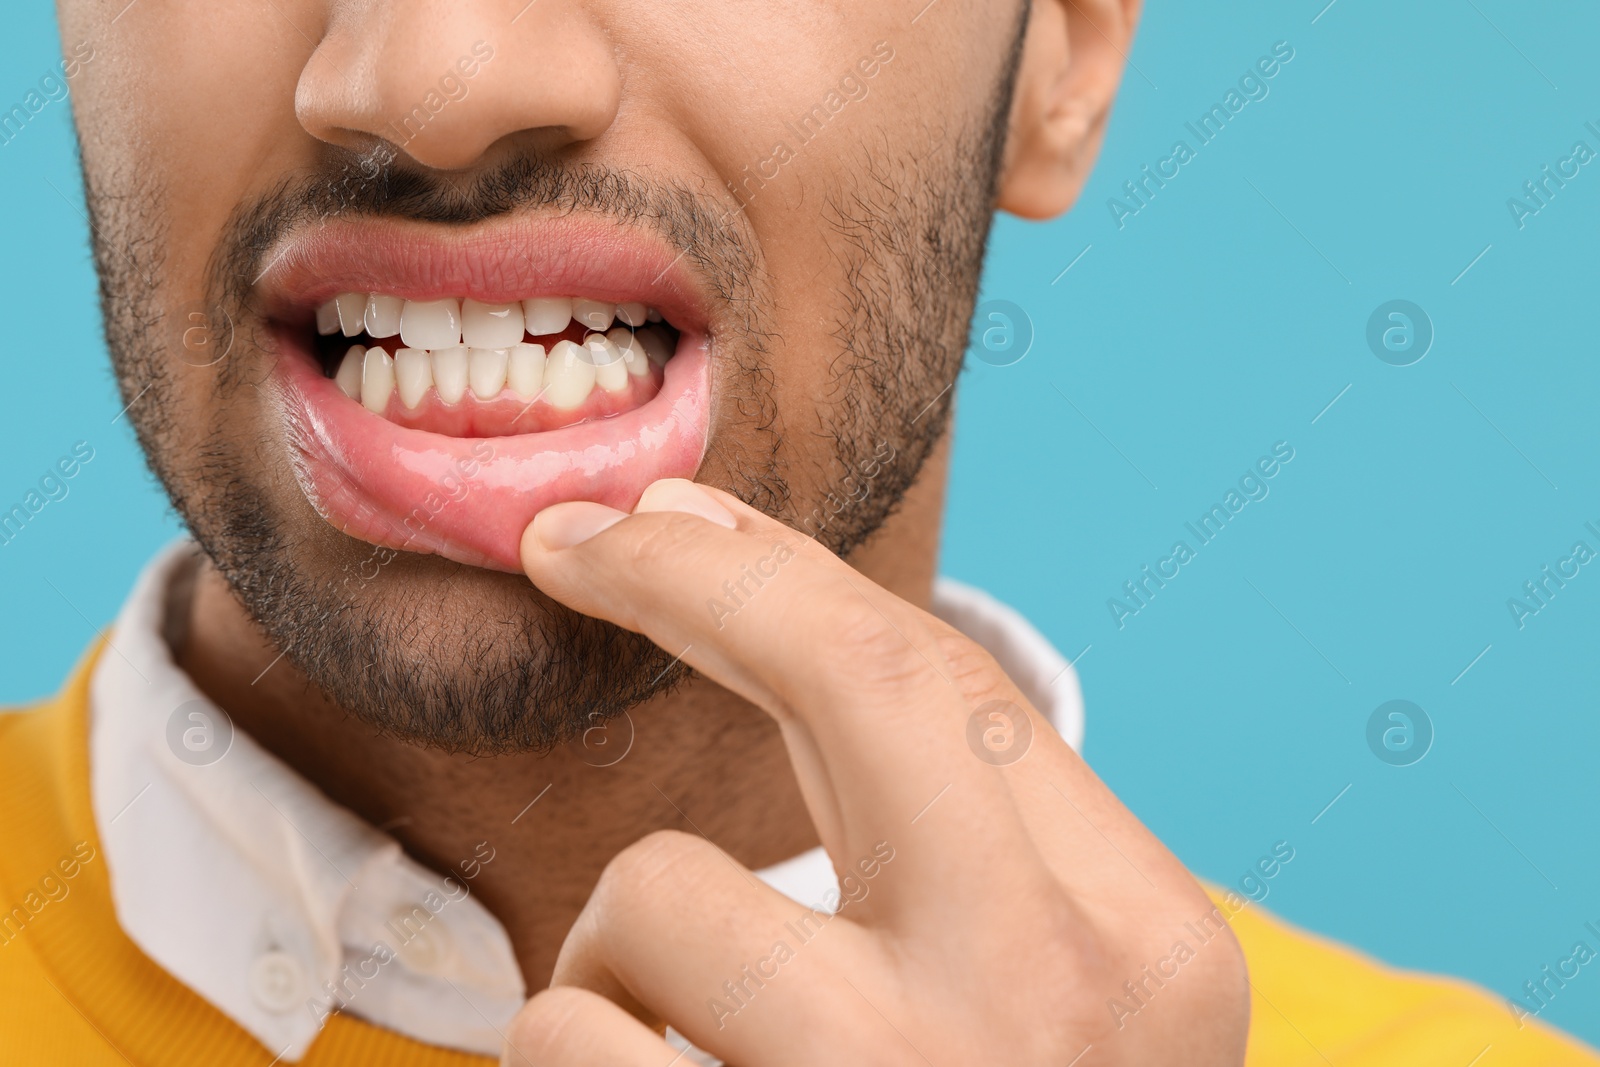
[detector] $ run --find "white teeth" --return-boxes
[335,293,366,337]
[330,294,673,415]
[636,326,673,365]
[400,298,463,349]
[336,293,665,342]
[606,327,652,378]
[316,300,340,336]
[469,347,509,400]
[522,296,573,336]
[431,345,469,403]
[543,340,597,410]
[462,300,525,348]
[335,345,364,399]
[507,342,546,399]
[361,346,394,414]
[364,294,404,338]
[586,334,630,393]
[393,347,432,409]
[572,299,615,332]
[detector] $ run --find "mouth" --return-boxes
[257,218,714,574]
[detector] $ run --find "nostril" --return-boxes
[294,9,620,172]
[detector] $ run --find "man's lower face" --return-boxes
[69,2,1022,753]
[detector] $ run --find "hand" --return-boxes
[508,479,1249,1066]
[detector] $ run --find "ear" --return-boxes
[997,0,1142,220]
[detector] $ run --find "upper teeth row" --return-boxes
[314,294,664,348]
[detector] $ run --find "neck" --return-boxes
[177,436,949,985]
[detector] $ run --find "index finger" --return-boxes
[520,478,1059,924]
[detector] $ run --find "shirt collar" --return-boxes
[91,543,525,1061]
[90,541,1081,1060]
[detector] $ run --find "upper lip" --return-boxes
[252,214,712,336]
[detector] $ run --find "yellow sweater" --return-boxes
[2,647,1595,1066]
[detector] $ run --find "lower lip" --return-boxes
[275,332,711,573]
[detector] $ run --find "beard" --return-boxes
[83,37,1023,756]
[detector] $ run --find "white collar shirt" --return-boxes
[90,541,1083,1060]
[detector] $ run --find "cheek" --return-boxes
[69,1,326,454]
[72,2,311,296]
[645,11,929,411]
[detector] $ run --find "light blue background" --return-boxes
[3,0,1597,1047]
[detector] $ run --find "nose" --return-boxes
[295,2,621,171]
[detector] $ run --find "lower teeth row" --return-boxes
[336,327,672,414]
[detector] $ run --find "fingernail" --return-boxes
[533,502,627,550]
[634,478,738,529]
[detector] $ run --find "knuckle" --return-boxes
[1021,893,1105,993]
[811,598,937,694]
[504,987,602,1061]
[592,829,714,910]
[624,514,705,575]
[1071,892,1252,1051]
[1180,915,1250,1006]
[932,628,1011,702]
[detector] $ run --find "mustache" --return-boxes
[211,144,763,314]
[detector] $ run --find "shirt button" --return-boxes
[250,951,307,1014]
[392,909,454,976]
